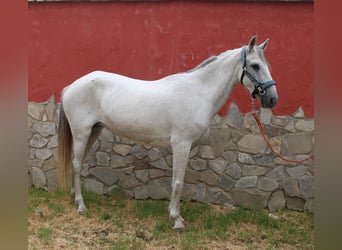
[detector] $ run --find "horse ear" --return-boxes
[259,38,269,51]
[248,35,257,52]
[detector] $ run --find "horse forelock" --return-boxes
[254,46,272,72]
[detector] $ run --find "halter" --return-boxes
[240,46,276,98]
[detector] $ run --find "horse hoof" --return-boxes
[172,225,185,232]
[172,220,185,231]
[77,207,87,215]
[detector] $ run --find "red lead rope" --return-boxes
[252,112,314,164]
[242,85,314,164]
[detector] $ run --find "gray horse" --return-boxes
[58,36,278,230]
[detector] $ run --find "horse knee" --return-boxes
[73,169,81,175]
[72,162,82,174]
[172,180,183,189]
[172,180,183,193]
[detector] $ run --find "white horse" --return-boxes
[58,36,278,230]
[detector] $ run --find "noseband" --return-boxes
[240,46,276,98]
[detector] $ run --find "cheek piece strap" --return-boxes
[240,46,276,98]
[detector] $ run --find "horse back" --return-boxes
[62,71,211,145]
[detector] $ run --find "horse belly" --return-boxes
[100,105,172,147]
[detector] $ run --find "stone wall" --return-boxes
[28,96,314,212]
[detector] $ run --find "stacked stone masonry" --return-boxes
[28,96,314,212]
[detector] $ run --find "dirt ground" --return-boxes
[28,189,314,250]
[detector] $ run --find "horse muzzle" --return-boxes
[260,89,278,108]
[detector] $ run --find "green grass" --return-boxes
[132,199,168,219]
[28,188,66,217]
[110,242,129,250]
[28,188,314,249]
[48,202,65,214]
[37,227,52,242]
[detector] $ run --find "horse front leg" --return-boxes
[169,139,192,231]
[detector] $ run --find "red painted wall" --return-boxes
[28,2,313,117]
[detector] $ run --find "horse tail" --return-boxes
[58,103,72,192]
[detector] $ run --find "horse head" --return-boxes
[240,35,278,109]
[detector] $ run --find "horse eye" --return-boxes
[251,64,260,71]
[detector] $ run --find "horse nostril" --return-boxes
[269,96,278,106]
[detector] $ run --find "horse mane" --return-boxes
[186,48,240,73]
[187,55,218,73]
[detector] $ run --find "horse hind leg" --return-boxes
[72,124,103,213]
[70,124,102,214]
[84,123,103,156]
[169,139,192,231]
[71,123,103,191]
[71,137,88,213]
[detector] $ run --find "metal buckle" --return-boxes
[257,86,265,96]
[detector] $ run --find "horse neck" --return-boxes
[196,48,242,114]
